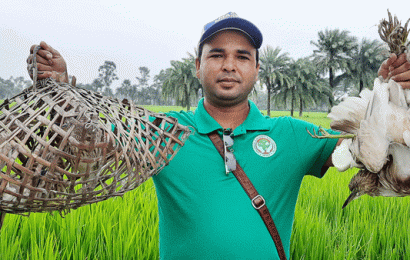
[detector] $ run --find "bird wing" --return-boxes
[328,88,372,134]
[387,78,408,108]
[350,78,391,173]
[386,143,410,182]
[384,79,410,146]
[376,142,410,196]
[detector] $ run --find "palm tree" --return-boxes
[345,38,386,93]
[311,28,358,109]
[162,55,201,111]
[271,58,331,117]
[292,58,332,116]
[259,46,292,116]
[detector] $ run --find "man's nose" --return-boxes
[222,56,236,72]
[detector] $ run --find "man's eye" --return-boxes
[239,56,250,60]
[210,54,223,58]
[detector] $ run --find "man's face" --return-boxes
[196,30,260,107]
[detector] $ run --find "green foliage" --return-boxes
[311,28,358,108]
[293,167,410,260]
[161,54,201,111]
[0,180,159,260]
[311,28,358,78]
[344,38,387,94]
[0,76,31,99]
[98,61,119,97]
[267,58,332,117]
[259,45,292,116]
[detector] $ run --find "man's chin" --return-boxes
[212,93,248,106]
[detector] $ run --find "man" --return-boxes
[27,13,410,259]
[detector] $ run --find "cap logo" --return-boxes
[199,12,262,49]
[253,135,276,157]
[203,12,239,32]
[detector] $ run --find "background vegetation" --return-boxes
[0,28,387,115]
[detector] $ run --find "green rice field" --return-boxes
[1,106,410,259]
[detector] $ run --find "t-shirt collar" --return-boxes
[194,98,271,135]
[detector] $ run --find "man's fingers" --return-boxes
[390,62,410,78]
[29,45,53,62]
[391,53,407,68]
[383,53,397,69]
[28,70,52,80]
[29,41,60,61]
[39,41,61,57]
[379,53,410,80]
[33,54,52,66]
[26,53,53,76]
[392,70,410,82]
[378,54,397,78]
[397,81,410,89]
[36,71,53,80]
[37,49,54,62]
[29,44,39,54]
[34,63,53,73]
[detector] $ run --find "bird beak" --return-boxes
[342,191,358,209]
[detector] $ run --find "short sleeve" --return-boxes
[288,118,339,178]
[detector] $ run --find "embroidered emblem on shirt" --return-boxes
[253,135,276,157]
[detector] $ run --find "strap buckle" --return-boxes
[251,195,265,210]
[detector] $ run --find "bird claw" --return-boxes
[306,126,356,139]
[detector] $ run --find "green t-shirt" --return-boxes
[152,98,338,259]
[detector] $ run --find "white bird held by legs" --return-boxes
[308,10,410,207]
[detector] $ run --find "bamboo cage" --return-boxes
[0,74,190,215]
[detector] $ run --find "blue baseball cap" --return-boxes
[199,12,263,49]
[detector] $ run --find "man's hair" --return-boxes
[197,43,259,67]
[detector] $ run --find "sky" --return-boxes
[1,0,408,90]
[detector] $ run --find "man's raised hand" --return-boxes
[378,53,410,89]
[27,41,69,83]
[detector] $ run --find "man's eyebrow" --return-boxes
[208,48,252,56]
[237,50,252,56]
[209,48,225,53]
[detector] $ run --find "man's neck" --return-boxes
[203,99,250,130]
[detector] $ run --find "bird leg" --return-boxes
[378,10,409,57]
[306,126,356,139]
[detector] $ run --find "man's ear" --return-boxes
[255,63,260,81]
[195,58,201,79]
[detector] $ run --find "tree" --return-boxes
[11,76,31,91]
[0,77,15,99]
[259,46,292,116]
[290,58,332,117]
[134,67,152,105]
[150,69,168,105]
[116,79,135,100]
[311,28,357,109]
[98,61,119,97]
[162,55,201,111]
[136,67,150,89]
[270,58,331,116]
[345,38,386,93]
[0,76,31,99]
[76,78,104,93]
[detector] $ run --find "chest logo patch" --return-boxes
[253,135,276,157]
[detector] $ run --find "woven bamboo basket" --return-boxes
[0,76,190,215]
